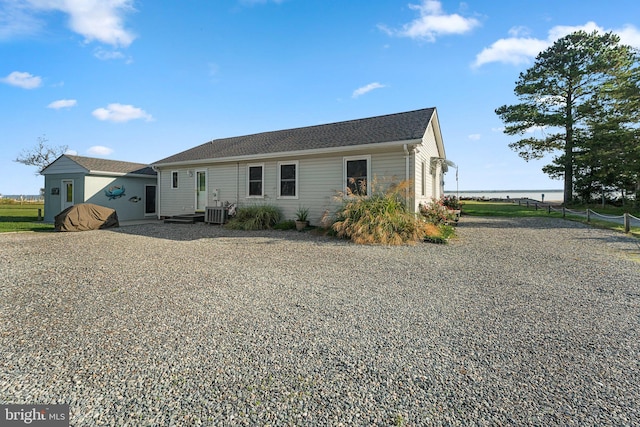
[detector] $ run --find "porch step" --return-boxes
[164,213,205,224]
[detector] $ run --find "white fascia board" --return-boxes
[89,170,154,178]
[152,139,423,168]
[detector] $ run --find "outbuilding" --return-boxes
[41,155,157,222]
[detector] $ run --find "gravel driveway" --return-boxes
[1,217,639,426]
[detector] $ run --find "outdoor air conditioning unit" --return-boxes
[205,206,227,224]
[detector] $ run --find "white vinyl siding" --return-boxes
[159,169,194,216]
[157,146,425,223]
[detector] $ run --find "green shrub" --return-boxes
[225,205,282,230]
[419,199,456,225]
[332,179,443,245]
[273,219,296,230]
[442,195,462,210]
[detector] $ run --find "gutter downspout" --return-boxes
[403,144,410,209]
[236,162,240,205]
[152,165,160,219]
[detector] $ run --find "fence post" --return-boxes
[563,207,566,218]
[624,213,630,233]
[38,208,42,221]
[535,203,538,211]
[526,201,529,208]
[586,209,590,223]
[548,205,551,214]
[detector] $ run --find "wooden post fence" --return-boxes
[624,213,630,233]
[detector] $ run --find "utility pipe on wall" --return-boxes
[403,144,410,207]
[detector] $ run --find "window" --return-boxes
[65,181,73,202]
[247,164,264,197]
[171,171,178,189]
[344,156,370,196]
[278,161,298,198]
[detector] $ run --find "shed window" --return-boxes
[248,164,264,197]
[278,161,298,198]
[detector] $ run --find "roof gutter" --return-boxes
[86,171,156,178]
[152,138,423,168]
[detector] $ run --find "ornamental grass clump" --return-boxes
[225,205,281,230]
[332,179,442,245]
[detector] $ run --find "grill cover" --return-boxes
[54,203,119,232]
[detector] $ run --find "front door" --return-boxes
[195,170,207,211]
[62,179,74,210]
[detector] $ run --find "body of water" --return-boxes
[445,190,564,202]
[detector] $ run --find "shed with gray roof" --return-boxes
[152,107,450,224]
[41,154,157,222]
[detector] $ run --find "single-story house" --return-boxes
[152,107,451,225]
[41,155,157,222]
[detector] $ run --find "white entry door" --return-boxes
[195,170,207,211]
[62,179,74,210]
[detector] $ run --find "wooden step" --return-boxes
[164,218,196,224]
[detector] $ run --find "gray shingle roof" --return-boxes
[66,155,156,175]
[154,108,435,165]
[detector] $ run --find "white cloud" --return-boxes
[0,71,42,89]
[65,149,78,155]
[94,48,125,60]
[614,24,640,48]
[474,37,549,67]
[8,0,137,47]
[86,145,113,156]
[47,99,77,109]
[0,0,44,40]
[546,21,603,42]
[525,125,547,134]
[380,0,480,42]
[508,26,531,38]
[352,82,385,98]
[468,133,481,140]
[473,21,640,68]
[92,103,153,123]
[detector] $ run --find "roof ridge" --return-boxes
[206,107,436,143]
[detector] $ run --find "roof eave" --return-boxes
[153,138,423,168]
[88,170,156,178]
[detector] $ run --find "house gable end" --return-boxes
[40,155,89,175]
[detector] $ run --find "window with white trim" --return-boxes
[344,156,370,196]
[247,164,264,197]
[278,161,298,198]
[171,171,178,189]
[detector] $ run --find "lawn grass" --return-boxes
[460,201,564,218]
[0,203,53,233]
[461,200,640,238]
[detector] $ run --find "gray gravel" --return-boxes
[1,217,639,426]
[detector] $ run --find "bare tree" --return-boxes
[15,135,69,174]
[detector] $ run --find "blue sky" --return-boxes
[1,0,639,195]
